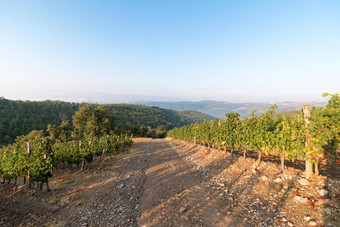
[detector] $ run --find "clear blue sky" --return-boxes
[0,0,339,103]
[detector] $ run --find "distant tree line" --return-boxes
[0,98,213,145]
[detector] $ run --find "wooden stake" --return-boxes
[194,130,197,144]
[315,161,319,176]
[39,182,43,191]
[27,142,32,188]
[258,151,262,163]
[303,104,313,179]
[280,154,285,173]
[46,178,50,191]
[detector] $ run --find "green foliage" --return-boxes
[47,120,72,142]
[307,93,340,160]
[15,130,44,150]
[0,104,134,186]
[0,98,213,145]
[157,125,166,137]
[28,137,55,182]
[72,105,115,139]
[0,99,78,145]
[0,137,55,183]
[222,113,242,151]
[168,94,340,167]
[0,145,27,181]
[274,114,305,161]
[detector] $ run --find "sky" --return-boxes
[0,0,339,103]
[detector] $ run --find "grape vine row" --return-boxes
[167,94,339,177]
[0,104,133,191]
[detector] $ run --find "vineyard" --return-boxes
[1,94,338,193]
[167,93,340,178]
[0,104,132,191]
[0,95,339,226]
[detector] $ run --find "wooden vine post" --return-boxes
[280,154,285,173]
[194,130,197,144]
[123,134,128,151]
[78,140,83,170]
[27,142,32,188]
[41,139,50,191]
[303,104,313,179]
[315,160,319,176]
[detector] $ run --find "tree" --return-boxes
[155,125,167,138]
[72,105,115,139]
[47,120,72,142]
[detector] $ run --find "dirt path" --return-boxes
[138,139,239,227]
[1,138,339,227]
[0,138,150,226]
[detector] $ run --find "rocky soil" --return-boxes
[0,138,339,227]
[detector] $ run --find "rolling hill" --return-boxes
[134,100,326,118]
[0,98,214,145]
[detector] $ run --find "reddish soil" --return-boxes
[0,138,339,227]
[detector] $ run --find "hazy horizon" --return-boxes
[0,92,329,105]
[1,1,339,103]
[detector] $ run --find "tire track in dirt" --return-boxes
[137,139,242,227]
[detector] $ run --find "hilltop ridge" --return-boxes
[135,100,326,118]
[0,98,214,145]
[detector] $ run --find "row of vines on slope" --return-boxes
[0,105,133,191]
[167,94,340,179]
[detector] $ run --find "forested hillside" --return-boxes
[0,98,79,145]
[107,105,214,130]
[0,98,213,145]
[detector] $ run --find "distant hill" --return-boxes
[104,104,214,130]
[0,98,214,145]
[134,100,326,119]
